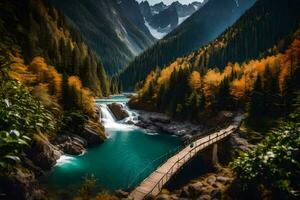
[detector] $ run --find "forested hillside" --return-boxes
[130,0,300,120]
[119,0,257,90]
[49,0,155,75]
[0,0,116,97]
[0,0,113,198]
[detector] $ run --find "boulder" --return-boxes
[115,190,128,198]
[26,133,61,171]
[0,168,45,200]
[197,194,211,200]
[179,186,190,198]
[56,135,86,155]
[107,103,129,120]
[216,176,233,184]
[211,189,221,199]
[157,194,171,200]
[149,115,171,124]
[81,126,103,146]
[207,176,216,185]
[188,182,203,197]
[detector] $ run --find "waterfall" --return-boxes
[119,103,139,124]
[98,103,136,131]
[99,104,116,123]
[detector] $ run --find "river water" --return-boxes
[42,95,181,194]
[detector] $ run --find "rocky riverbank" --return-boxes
[133,110,235,140]
[156,168,235,200]
[0,115,106,200]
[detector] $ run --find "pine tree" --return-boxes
[249,76,265,118]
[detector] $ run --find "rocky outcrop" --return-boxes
[55,134,87,155]
[81,126,103,146]
[107,103,129,121]
[158,170,234,200]
[115,189,129,198]
[136,111,206,138]
[0,168,45,200]
[26,133,61,171]
[134,110,237,140]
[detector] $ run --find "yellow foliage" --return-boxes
[203,69,224,105]
[139,71,156,96]
[68,76,96,116]
[279,38,300,93]
[189,71,201,91]
[230,76,247,101]
[29,57,62,98]
[31,84,53,107]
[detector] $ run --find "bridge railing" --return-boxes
[144,125,237,198]
[127,145,183,189]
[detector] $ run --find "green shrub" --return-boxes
[231,120,300,199]
[0,78,56,171]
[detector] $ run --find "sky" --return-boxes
[136,0,203,6]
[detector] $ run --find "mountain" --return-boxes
[119,0,257,90]
[172,1,199,17]
[139,1,153,22]
[191,1,208,10]
[130,0,300,119]
[140,1,206,39]
[118,0,155,41]
[151,2,168,14]
[149,4,179,33]
[0,0,113,97]
[49,0,155,75]
[0,0,110,198]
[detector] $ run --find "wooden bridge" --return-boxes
[128,115,243,200]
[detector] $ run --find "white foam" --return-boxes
[56,155,76,166]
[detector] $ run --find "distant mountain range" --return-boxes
[140,1,208,38]
[119,0,257,90]
[49,0,156,75]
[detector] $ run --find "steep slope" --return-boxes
[0,0,111,96]
[118,0,155,41]
[141,1,206,39]
[0,0,108,198]
[130,0,300,120]
[151,2,168,14]
[139,1,153,21]
[149,4,179,33]
[172,1,198,17]
[119,0,256,90]
[49,0,155,74]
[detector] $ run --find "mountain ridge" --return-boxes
[49,0,156,75]
[119,0,257,90]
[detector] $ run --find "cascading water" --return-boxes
[98,103,135,131]
[99,104,116,124]
[42,94,181,194]
[118,102,139,124]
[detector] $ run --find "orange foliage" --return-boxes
[29,57,62,98]
[203,69,224,105]
[279,39,300,93]
[189,71,201,91]
[230,76,247,101]
[31,83,53,107]
[139,71,156,96]
[157,60,189,87]
[68,76,96,116]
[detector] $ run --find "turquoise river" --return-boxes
[42,95,181,194]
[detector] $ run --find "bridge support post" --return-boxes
[212,143,218,166]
